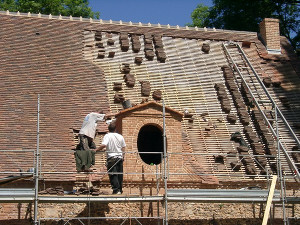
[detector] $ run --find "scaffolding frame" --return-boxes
[0,100,297,225]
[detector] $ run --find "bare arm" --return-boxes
[122,147,125,160]
[96,144,106,152]
[104,112,115,120]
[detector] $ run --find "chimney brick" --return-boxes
[259,18,281,54]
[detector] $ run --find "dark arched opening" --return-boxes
[137,124,164,165]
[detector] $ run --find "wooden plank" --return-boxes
[262,175,278,225]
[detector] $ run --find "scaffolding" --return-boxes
[1,43,300,225]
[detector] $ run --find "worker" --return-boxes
[96,121,126,195]
[78,110,111,151]
[75,110,112,172]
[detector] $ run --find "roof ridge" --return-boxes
[0,10,257,35]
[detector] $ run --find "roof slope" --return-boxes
[0,13,299,183]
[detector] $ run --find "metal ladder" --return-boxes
[222,41,300,180]
[223,41,300,225]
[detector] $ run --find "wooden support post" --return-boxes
[262,175,278,225]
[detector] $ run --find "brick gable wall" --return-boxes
[117,104,187,182]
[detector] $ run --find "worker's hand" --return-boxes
[105,113,115,120]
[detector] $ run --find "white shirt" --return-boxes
[102,132,126,159]
[79,112,105,138]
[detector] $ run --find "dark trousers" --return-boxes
[106,158,123,193]
[78,134,96,150]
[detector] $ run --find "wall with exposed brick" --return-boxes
[116,102,184,182]
[2,201,299,224]
[259,18,281,51]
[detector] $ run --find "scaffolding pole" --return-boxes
[34,94,40,225]
[163,100,168,225]
[275,107,289,225]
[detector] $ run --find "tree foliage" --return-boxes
[186,3,209,28]
[0,0,99,18]
[189,0,300,51]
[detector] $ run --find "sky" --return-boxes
[89,0,213,27]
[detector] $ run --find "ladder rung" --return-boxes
[258,100,272,104]
[286,151,300,154]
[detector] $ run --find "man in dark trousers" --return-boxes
[75,110,113,172]
[96,121,126,194]
[78,110,106,151]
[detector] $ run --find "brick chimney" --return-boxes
[259,18,281,54]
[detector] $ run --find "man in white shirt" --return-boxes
[79,110,110,151]
[96,121,126,194]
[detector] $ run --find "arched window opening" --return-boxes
[137,124,164,165]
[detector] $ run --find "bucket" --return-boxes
[122,100,132,109]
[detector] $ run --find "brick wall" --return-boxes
[2,201,299,224]
[116,103,185,182]
[259,18,281,51]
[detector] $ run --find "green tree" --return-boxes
[186,4,210,28]
[189,0,300,51]
[0,0,17,11]
[0,0,99,18]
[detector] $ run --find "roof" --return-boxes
[0,12,299,183]
[115,101,184,118]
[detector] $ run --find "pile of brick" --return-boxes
[221,65,274,176]
[120,63,131,73]
[263,77,272,87]
[114,93,125,103]
[153,35,167,62]
[39,186,64,195]
[240,83,254,108]
[243,126,270,175]
[124,74,135,87]
[106,33,114,46]
[227,133,242,171]
[131,34,141,53]
[113,82,123,91]
[119,63,135,87]
[120,33,129,51]
[201,42,210,53]
[230,132,257,175]
[262,77,281,88]
[95,31,105,59]
[140,81,151,96]
[252,110,277,158]
[144,34,155,60]
[108,51,115,58]
[75,186,102,196]
[227,113,237,124]
[215,83,231,113]
[222,66,249,126]
[135,56,143,64]
[152,90,162,101]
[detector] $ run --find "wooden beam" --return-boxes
[262,175,278,225]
